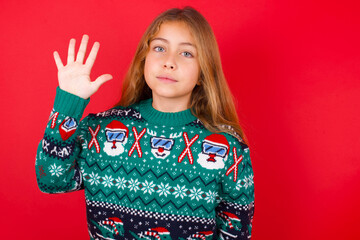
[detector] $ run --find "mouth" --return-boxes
[157,76,177,83]
[155,152,166,157]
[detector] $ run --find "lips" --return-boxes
[157,75,177,82]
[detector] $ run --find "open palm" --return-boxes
[53,34,112,99]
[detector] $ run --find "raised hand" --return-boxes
[53,34,113,99]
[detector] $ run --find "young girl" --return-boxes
[36,6,254,240]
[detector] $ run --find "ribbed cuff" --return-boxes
[53,87,90,119]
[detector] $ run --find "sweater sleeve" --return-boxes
[215,137,255,239]
[35,87,90,194]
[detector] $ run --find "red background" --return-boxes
[1,0,359,239]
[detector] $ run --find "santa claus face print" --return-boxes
[103,120,129,157]
[197,134,229,170]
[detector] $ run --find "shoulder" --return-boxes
[206,124,249,153]
[219,130,250,163]
[213,127,252,169]
[221,125,248,146]
[193,124,250,165]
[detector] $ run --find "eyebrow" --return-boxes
[151,37,196,48]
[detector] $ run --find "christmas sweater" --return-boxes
[35,87,255,240]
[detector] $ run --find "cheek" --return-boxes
[182,59,200,75]
[143,59,151,87]
[144,57,154,78]
[144,55,161,73]
[185,62,200,81]
[144,58,149,77]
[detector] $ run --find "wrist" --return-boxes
[54,86,90,118]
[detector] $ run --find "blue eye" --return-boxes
[182,51,193,58]
[154,46,165,52]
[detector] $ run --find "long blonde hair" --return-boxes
[115,6,248,144]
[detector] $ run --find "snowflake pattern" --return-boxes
[48,163,64,177]
[115,177,127,189]
[204,190,217,203]
[173,184,188,199]
[102,175,114,188]
[88,172,100,186]
[83,173,220,202]
[157,182,171,197]
[128,178,140,192]
[141,180,155,194]
[189,186,204,201]
[244,174,254,189]
[236,174,254,190]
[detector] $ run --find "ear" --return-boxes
[197,72,203,86]
[196,80,202,86]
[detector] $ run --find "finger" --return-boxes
[67,38,76,64]
[92,74,113,90]
[76,34,89,63]
[85,42,100,69]
[53,51,64,69]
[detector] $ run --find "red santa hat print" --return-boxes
[203,134,230,155]
[105,120,129,137]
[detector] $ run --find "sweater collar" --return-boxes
[138,98,197,126]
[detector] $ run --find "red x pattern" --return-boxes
[69,159,77,171]
[225,147,243,182]
[88,125,101,153]
[38,165,46,178]
[49,112,59,129]
[129,127,146,157]
[178,132,199,165]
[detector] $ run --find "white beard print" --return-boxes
[197,152,227,170]
[103,138,128,156]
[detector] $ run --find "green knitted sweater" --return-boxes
[35,87,254,240]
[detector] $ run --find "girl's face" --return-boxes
[144,21,200,108]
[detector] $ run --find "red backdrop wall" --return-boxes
[1,0,359,239]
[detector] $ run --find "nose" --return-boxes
[164,63,175,69]
[163,54,176,70]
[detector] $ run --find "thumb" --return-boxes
[92,74,113,90]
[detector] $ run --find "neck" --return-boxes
[152,95,190,112]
